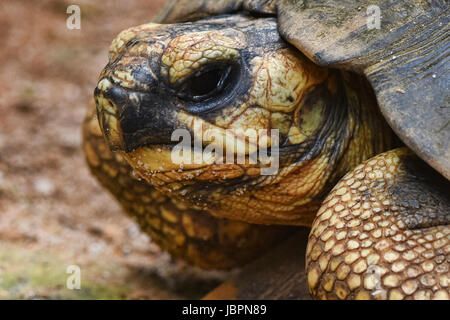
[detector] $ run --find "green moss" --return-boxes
[0,244,131,299]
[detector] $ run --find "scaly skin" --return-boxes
[307,148,449,299]
[83,14,449,299]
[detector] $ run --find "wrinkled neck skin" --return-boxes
[95,14,392,226]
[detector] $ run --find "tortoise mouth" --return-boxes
[94,83,279,177]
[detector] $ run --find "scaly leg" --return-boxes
[307,148,449,299]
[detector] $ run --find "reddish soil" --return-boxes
[0,0,224,299]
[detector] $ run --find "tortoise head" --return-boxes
[94,15,390,225]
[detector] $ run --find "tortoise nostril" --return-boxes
[97,83,182,152]
[102,86,128,113]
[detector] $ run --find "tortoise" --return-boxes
[82,0,450,300]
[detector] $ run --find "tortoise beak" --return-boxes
[94,81,181,153]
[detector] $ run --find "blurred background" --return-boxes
[0,0,223,299]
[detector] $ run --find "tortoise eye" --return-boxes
[176,63,233,102]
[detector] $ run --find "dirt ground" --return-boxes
[0,0,226,299]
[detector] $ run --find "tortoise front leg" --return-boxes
[307,148,449,300]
